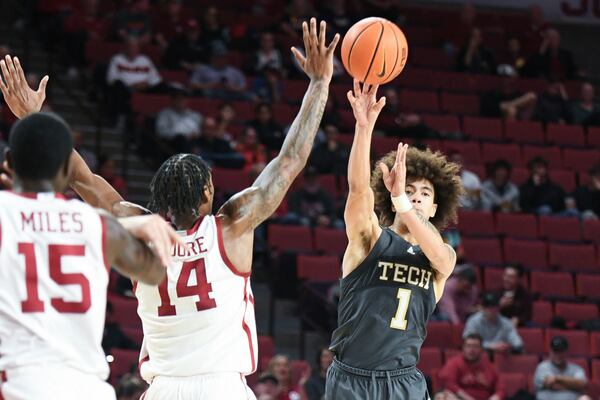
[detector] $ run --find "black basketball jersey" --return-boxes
[329,228,437,371]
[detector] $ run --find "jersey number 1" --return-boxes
[390,288,411,330]
[157,258,217,316]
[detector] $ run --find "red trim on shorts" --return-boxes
[215,216,251,278]
[139,390,147,400]
[242,277,256,373]
[0,371,6,382]
[138,355,150,372]
[186,216,204,235]
[100,216,110,273]
[132,280,138,294]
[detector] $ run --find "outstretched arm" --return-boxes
[381,145,456,277]
[217,19,339,235]
[343,81,386,272]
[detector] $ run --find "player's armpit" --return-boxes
[102,214,166,285]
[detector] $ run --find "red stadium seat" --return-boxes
[545,329,590,357]
[463,116,504,141]
[442,141,482,166]
[522,145,562,169]
[258,335,275,361]
[282,80,308,103]
[271,104,297,126]
[511,167,530,186]
[121,327,143,347]
[131,93,170,116]
[403,26,436,46]
[547,124,586,147]
[518,328,545,354]
[504,120,545,145]
[539,216,582,242]
[457,210,495,237]
[267,225,312,252]
[563,149,600,172]
[587,380,600,398]
[499,373,527,397]
[549,243,597,273]
[314,228,347,256]
[555,302,598,323]
[422,114,461,133]
[582,219,600,244]
[576,274,600,300]
[440,92,480,115]
[160,70,188,85]
[462,237,503,266]
[418,348,443,376]
[532,301,554,326]
[443,348,462,363]
[451,323,465,348]
[495,213,538,239]
[481,142,522,166]
[592,359,600,379]
[588,127,600,147]
[400,68,439,90]
[494,354,539,374]
[503,238,548,270]
[548,170,576,192]
[424,322,453,348]
[296,255,340,282]
[400,90,440,113]
[591,334,600,358]
[109,349,139,384]
[372,136,400,157]
[290,360,310,388]
[483,268,504,292]
[108,295,141,329]
[210,168,252,193]
[530,271,575,299]
[410,47,452,69]
[568,358,590,377]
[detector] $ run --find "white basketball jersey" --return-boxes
[0,191,109,379]
[136,215,257,382]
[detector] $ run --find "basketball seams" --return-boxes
[346,21,379,77]
[362,21,385,84]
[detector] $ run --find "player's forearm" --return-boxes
[400,209,455,275]
[347,123,374,192]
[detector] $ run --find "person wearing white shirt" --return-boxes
[155,91,202,154]
[449,151,482,209]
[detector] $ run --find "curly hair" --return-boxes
[370,147,463,229]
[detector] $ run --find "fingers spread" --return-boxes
[302,21,310,53]
[379,162,389,177]
[291,47,306,68]
[310,18,317,47]
[14,57,27,86]
[327,33,340,53]
[375,96,386,110]
[346,90,355,104]
[319,20,326,50]
[0,60,11,93]
[353,79,360,97]
[37,75,49,96]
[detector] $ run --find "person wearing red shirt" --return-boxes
[438,334,505,400]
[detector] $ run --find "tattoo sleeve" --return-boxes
[218,79,330,231]
[413,210,443,239]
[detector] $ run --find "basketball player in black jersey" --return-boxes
[325,80,463,400]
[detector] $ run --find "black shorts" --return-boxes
[325,358,430,400]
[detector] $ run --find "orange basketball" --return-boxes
[341,17,408,85]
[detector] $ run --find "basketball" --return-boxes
[341,17,408,85]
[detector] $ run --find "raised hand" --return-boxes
[379,142,409,197]
[291,18,340,82]
[0,55,49,118]
[347,79,386,128]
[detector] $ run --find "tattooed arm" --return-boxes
[218,19,339,234]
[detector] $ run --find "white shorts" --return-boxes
[0,365,116,400]
[143,372,257,400]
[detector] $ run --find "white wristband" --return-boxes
[391,193,412,213]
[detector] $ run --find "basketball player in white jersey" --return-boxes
[0,19,339,399]
[0,111,181,400]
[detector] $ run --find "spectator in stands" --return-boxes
[106,37,163,119]
[281,0,315,39]
[252,66,284,103]
[98,155,128,197]
[196,116,244,168]
[155,90,202,154]
[520,157,566,215]
[201,6,229,56]
[116,373,147,400]
[309,124,349,176]
[267,354,302,400]
[437,265,479,324]
[533,79,572,124]
[190,50,249,100]
[448,151,481,210]
[500,36,527,77]
[457,28,495,75]
[571,163,600,219]
[303,347,333,400]
[570,82,600,126]
[252,32,284,74]
[247,102,285,151]
[235,126,267,172]
[527,28,577,81]
[163,19,208,70]
[534,336,591,400]
[72,130,98,172]
[481,159,520,213]
[382,87,400,117]
[153,0,188,50]
[215,102,236,141]
[285,166,341,228]
[480,76,537,120]
[254,372,280,400]
[438,333,504,400]
[497,263,532,327]
[318,0,356,35]
[102,303,137,353]
[111,0,152,44]
[463,292,523,354]
[525,4,551,51]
